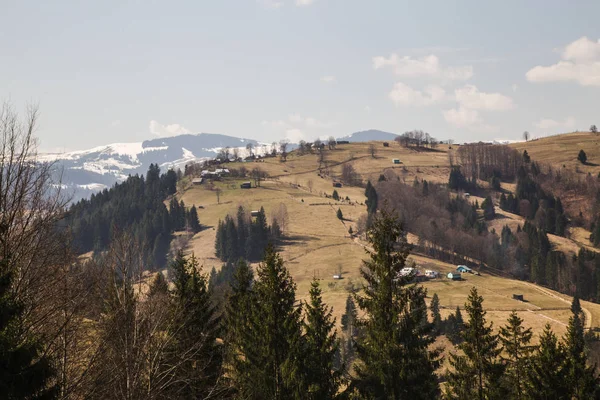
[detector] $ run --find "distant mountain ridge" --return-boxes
[41,133,260,201]
[43,129,400,201]
[336,129,399,142]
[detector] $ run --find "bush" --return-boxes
[332,190,340,201]
[578,149,587,164]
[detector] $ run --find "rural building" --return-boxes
[383,142,389,147]
[447,272,462,280]
[399,267,415,277]
[464,193,471,198]
[513,294,524,301]
[336,140,349,144]
[192,178,203,185]
[251,210,260,217]
[392,159,401,164]
[425,270,439,279]
[240,182,252,189]
[456,265,472,273]
[333,274,342,280]
[333,182,343,188]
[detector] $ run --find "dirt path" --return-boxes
[523,281,592,329]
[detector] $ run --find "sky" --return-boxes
[1,0,600,152]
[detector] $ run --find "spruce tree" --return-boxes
[225,259,255,395]
[499,311,535,400]
[430,293,442,334]
[337,208,343,220]
[232,245,304,399]
[170,252,224,398]
[340,295,358,365]
[352,209,440,399]
[303,279,342,399]
[563,297,598,399]
[526,324,568,399]
[187,205,201,233]
[148,271,169,297]
[0,258,58,399]
[445,287,504,399]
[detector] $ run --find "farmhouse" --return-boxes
[424,270,439,279]
[251,210,260,217]
[456,265,472,273]
[447,272,462,281]
[392,159,401,164]
[192,178,203,185]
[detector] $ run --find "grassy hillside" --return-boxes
[511,131,600,175]
[175,140,600,341]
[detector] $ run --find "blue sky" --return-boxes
[2,0,600,152]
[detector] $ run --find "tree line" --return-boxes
[214,206,282,262]
[64,164,201,269]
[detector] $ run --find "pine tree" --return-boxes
[563,297,598,399]
[332,190,340,201]
[0,258,59,399]
[187,205,201,233]
[445,287,504,399]
[340,295,358,365]
[499,311,535,400]
[170,252,224,398]
[337,208,343,220]
[225,259,255,396]
[364,181,378,215]
[526,324,568,399]
[231,245,304,399]
[430,293,442,334]
[352,209,440,399]
[303,279,342,399]
[148,271,169,297]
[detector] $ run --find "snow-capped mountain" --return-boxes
[42,133,260,201]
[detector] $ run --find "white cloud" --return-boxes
[526,37,600,87]
[149,120,192,137]
[295,0,316,5]
[533,116,576,130]
[454,85,514,111]
[443,107,498,133]
[373,53,473,81]
[285,128,306,142]
[511,84,518,92]
[321,75,336,83]
[388,82,446,106]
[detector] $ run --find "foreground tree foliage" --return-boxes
[445,287,504,400]
[498,311,534,400]
[526,324,568,399]
[352,209,440,399]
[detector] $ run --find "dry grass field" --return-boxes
[511,131,600,176]
[173,140,600,344]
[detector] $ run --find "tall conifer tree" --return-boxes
[445,287,504,400]
[352,209,440,399]
[499,311,534,399]
[526,324,568,399]
[302,279,342,399]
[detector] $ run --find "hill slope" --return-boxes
[175,140,600,340]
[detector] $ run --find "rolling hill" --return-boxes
[173,138,600,349]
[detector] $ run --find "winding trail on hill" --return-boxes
[522,281,592,329]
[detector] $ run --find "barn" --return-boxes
[333,182,343,188]
[447,272,462,281]
[192,178,203,185]
[240,182,252,189]
[456,265,472,273]
[392,159,401,164]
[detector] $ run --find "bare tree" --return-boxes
[216,187,222,204]
[591,125,598,134]
[245,143,254,158]
[271,202,289,235]
[232,147,240,161]
[251,167,267,187]
[328,136,337,150]
[279,139,289,162]
[307,179,314,193]
[369,143,377,158]
[341,163,357,185]
[523,131,530,141]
